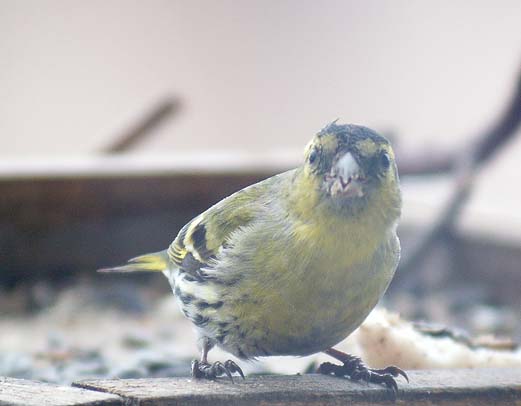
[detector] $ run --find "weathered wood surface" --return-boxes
[0,377,122,406]
[75,369,521,406]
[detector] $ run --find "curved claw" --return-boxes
[381,375,398,394]
[191,360,205,379]
[372,366,409,383]
[367,372,398,393]
[191,359,244,383]
[225,360,245,380]
[213,361,234,383]
[319,349,408,394]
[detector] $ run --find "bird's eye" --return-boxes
[308,149,318,164]
[379,152,391,170]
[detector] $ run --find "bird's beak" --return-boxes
[327,152,365,198]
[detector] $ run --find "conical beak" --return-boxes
[328,152,365,198]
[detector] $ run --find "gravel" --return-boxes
[0,277,518,384]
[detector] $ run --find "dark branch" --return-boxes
[102,97,181,154]
[399,65,521,276]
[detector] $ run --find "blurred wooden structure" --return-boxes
[0,155,289,284]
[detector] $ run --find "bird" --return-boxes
[99,122,408,391]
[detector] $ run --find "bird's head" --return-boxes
[299,122,401,220]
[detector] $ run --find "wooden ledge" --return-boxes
[73,369,521,406]
[2,370,520,405]
[0,377,121,406]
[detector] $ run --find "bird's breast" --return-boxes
[221,229,400,357]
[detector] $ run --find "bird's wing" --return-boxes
[167,177,274,281]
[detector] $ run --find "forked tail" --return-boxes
[97,250,169,273]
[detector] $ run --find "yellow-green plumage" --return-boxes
[101,123,402,361]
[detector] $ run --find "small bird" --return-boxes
[99,122,408,391]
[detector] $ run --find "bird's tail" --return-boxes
[97,250,169,273]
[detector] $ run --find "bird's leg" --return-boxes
[318,347,408,393]
[191,339,244,382]
[200,343,209,364]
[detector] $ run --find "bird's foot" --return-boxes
[191,359,245,383]
[318,351,408,394]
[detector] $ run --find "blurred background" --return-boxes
[1,0,521,384]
